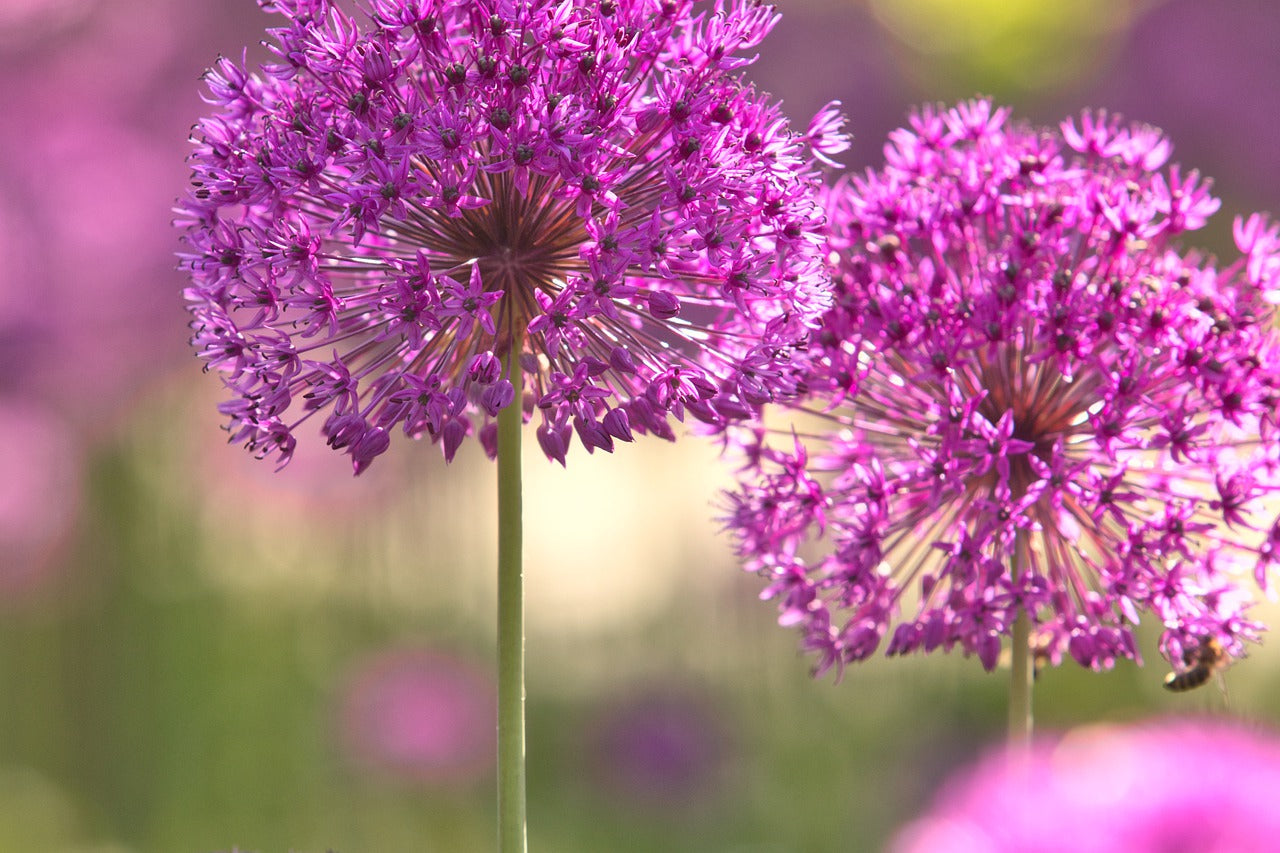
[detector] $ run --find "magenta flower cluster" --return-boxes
[177,0,840,472]
[726,99,1280,678]
[339,646,495,784]
[892,719,1280,853]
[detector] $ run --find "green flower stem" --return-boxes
[1008,608,1033,747]
[1008,531,1032,748]
[497,335,526,853]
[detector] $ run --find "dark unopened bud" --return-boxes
[574,416,614,454]
[648,291,680,319]
[441,419,467,463]
[610,346,637,374]
[481,381,515,416]
[602,408,633,442]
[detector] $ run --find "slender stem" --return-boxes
[1008,531,1033,748]
[497,333,527,853]
[1008,608,1032,746]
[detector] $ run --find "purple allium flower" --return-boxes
[891,719,1280,853]
[725,99,1280,679]
[177,0,839,473]
[338,647,496,784]
[585,687,731,811]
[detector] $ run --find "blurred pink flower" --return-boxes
[893,719,1280,853]
[0,0,270,430]
[338,647,495,785]
[0,0,269,596]
[0,115,183,421]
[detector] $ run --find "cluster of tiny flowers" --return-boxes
[177,0,842,472]
[891,720,1280,853]
[725,99,1280,678]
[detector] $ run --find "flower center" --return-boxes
[398,168,592,352]
[963,354,1103,502]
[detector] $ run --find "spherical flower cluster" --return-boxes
[177,0,841,472]
[892,720,1280,853]
[725,99,1280,678]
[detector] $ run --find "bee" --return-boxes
[1026,629,1054,681]
[1163,637,1229,692]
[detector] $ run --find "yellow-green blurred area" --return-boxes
[867,0,1131,97]
[2,0,1279,851]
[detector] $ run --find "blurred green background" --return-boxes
[2,1,1279,851]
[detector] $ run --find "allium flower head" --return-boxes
[725,99,1280,678]
[177,0,839,472]
[892,719,1280,853]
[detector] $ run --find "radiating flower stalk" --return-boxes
[177,0,839,848]
[725,99,1280,742]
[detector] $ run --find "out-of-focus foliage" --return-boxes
[2,1,1279,851]
[866,0,1138,97]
